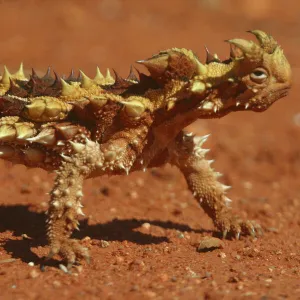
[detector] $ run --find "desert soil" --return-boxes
[0,1,299,299]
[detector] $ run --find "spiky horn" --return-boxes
[247,30,278,54]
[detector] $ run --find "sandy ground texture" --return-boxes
[0,0,299,299]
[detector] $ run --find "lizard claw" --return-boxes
[45,238,90,271]
[217,217,263,239]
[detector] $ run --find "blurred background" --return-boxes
[0,0,298,75]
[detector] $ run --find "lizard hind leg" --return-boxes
[45,138,104,269]
[168,131,262,239]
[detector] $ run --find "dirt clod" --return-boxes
[100,240,110,248]
[197,237,225,252]
[28,269,39,279]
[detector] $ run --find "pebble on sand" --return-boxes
[197,237,225,252]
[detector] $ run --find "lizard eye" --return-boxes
[250,68,268,83]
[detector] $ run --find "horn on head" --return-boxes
[248,30,278,54]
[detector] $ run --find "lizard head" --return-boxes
[206,29,292,113]
[137,30,292,117]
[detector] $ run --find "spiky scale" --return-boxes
[1,66,12,85]
[105,69,114,84]
[13,63,27,81]
[190,81,206,94]
[70,141,85,153]
[126,65,139,83]
[15,122,36,140]
[27,127,56,145]
[79,70,95,89]
[55,123,79,140]
[23,97,73,122]
[137,54,169,77]
[122,100,145,117]
[67,69,76,82]
[61,79,76,97]
[0,124,16,141]
[204,46,215,64]
[201,102,214,110]
[94,67,104,84]
[88,95,108,109]
[42,67,53,83]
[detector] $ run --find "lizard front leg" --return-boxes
[46,139,104,269]
[167,131,262,239]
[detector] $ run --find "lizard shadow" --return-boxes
[0,204,211,265]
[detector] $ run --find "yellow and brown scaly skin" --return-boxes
[0,30,292,269]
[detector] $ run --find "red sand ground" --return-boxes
[0,1,299,299]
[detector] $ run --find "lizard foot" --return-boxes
[45,238,90,271]
[216,216,263,240]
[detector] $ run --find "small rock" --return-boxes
[159,273,168,282]
[228,276,239,283]
[129,259,146,271]
[141,222,151,230]
[82,236,91,242]
[20,185,31,194]
[197,237,225,252]
[136,178,144,186]
[177,232,185,239]
[53,280,61,288]
[144,246,152,252]
[243,292,256,297]
[28,262,34,267]
[144,290,157,298]
[180,202,188,209]
[186,267,199,278]
[243,181,253,190]
[203,272,212,279]
[163,246,170,253]
[28,269,39,279]
[129,191,138,199]
[115,256,124,264]
[218,252,226,259]
[100,240,110,248]
[130,285,139,291]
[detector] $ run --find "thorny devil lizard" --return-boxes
[0,30,292,270]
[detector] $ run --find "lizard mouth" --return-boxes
[230,86,290,113]
[250,87,290,112]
